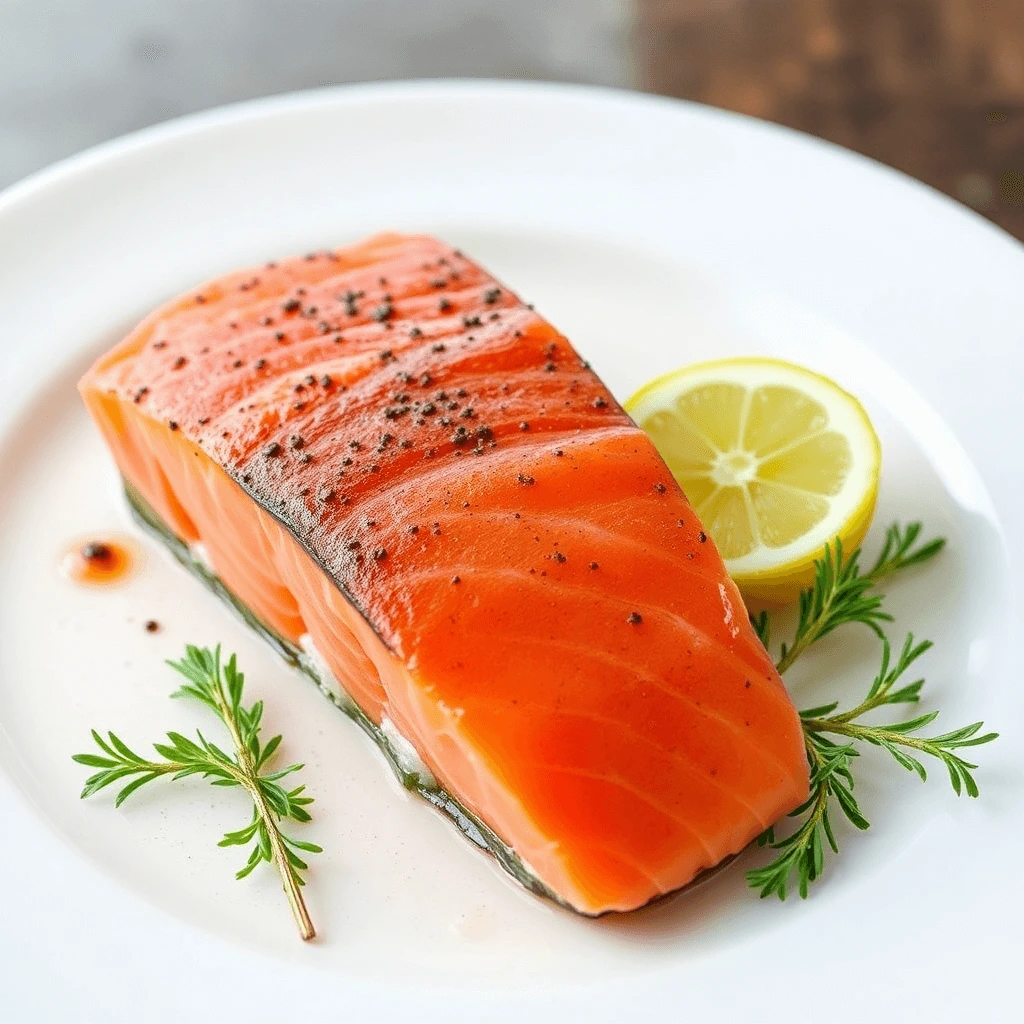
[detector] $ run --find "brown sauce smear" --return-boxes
[61,537,137,586]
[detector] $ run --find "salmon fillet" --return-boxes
[79,232,808,914]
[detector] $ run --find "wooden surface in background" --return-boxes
[639,0,1024,239]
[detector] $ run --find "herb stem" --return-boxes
[775,616,823,675]
[247,770,316,941]
[206,656,315,941]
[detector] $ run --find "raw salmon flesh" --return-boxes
[79,232,808,915]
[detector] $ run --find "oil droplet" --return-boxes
[60,536,138,586]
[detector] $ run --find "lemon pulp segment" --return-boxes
[626,358,880,603]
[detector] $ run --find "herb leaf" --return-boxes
[747,525,996,900]
[770,522,944,674]
[73,644,320,939]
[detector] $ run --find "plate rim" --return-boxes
[2,77,1023,261]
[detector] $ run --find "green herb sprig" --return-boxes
[73,645,321,939]
[747,523,997,901]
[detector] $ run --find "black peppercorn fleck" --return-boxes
[627,612,643,625]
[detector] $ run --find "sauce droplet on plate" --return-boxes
[61,537,137,586]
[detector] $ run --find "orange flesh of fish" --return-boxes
[79,232,809,914]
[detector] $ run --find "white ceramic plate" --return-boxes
[1,81,1022,1022]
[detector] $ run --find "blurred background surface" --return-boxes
[1,0,1022,238]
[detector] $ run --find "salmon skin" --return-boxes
[80,232,809,915]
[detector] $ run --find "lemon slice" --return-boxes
[626,357,880,604]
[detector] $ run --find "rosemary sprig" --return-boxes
[73,645,321,940]
[747,523,997,900]
[775,522,945,674]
